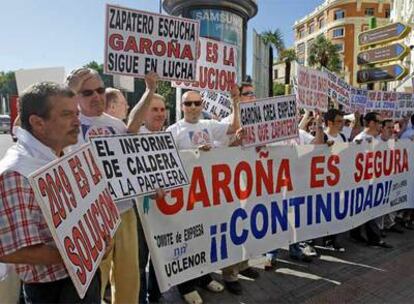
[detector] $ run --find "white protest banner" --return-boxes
[323,68,351,111]
[15,67,65,94]
[200,91,232,119]
[240,95,298,147]
[28,144,121,298]
[89,133,189,202]
[350,87,368,113]
[138,140,413,292]
[296,65,328,111]
[395,92,414,119]
[366,91,396,119]
[173,37,238,93]
[104,5,199,81]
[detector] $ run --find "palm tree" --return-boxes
[261,29,285,58]
[308,34,341,73]
[279,48,297,87]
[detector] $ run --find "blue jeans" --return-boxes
[23,271,100,304]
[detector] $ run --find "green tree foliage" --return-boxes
[273,83,286,96]
[261,29,285,58]
[308,35,341,72]
[0,71,17,96]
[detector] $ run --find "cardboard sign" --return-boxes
[350,88,368,113]
[366,91,397,119]
[323,68,351,111]
[200,91,232,119]
[15,67,65,94]
[296,65,328,111]
[240,95,298,147]
[90,133,189,202]
[395,93,414,119]
[104,5,199,81]
[173,37,238,93]
[29,144,121,298]
[138,140,413,292]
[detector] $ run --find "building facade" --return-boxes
[389,0,414,92]
[293,0,391,86]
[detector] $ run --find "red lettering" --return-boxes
[124,35,139,52]
[64,237,86,284]
[109,34,123,51]
[276,159,293,192]
[256,160,274,196]
[311,156,325,188]
[69,156,90,199]
[327,155,340,186]
[402,149,409,172]
[211,164,233,205]
[187,167,210,211]
[374,151,382,178]
[234,162,253,200]
[156,188,184,215]
[363,152,374,180]
[38,176,63,228]
[354,153,364,182]
[73,226,93,272]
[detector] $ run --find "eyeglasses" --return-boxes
[80,87,105,97]
[241,91,256,97]
[183,100,202,107]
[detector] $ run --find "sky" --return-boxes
[0,0,324,75]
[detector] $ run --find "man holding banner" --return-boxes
[166,89,241,304]
[66,68,157,304]
[0,82,103,303]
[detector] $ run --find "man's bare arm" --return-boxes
[127,72,158,133]
[0,245,62,265]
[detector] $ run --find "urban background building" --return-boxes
[293,0,391,86]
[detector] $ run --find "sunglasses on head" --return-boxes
[80,87,105,97]
[183,100,202,107]
[241,91,255,97]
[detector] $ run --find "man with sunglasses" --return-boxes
[166,90,240,304]
[66,68,158,304]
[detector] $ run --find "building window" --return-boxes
[318,17,325,29]
[298,28,305,39]
[362,24,369,31]
[297,43,305,54]
[335,43,344,52]
[385,9,390,18]
[309,23,315,34]
[308,39,315,49]
[365,8,374,16]
[332,27,345,38]
[274,69,279,79]
[334,9,345,20]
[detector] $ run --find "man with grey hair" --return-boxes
[0,82,105,303]
[66,68,158,304]
[104,88,129,121]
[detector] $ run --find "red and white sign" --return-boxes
[201,91,232,119]
[296,65,329,111]
[104,5,199,81]
[323,68,351,111]
[395,93,414,119]
[366,91,397,119]
[173,37,237,93]
[240,95,298,147]
[29,144,121,298]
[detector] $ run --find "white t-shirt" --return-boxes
[77,113,127,144]
[353,130,375,142]
[77,112,132,213]
[400,127,414,140]
[166,119,230,150]
[325,132,347,143]
[270,129,314,146]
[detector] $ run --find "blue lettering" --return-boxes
[355,187,364,214]
[336,190,349,220]
[363,185,373,211]
[230,208,248,245]
[373,182,384,207]
[270,200,288,233]
[316,193,332,224]
[289,197,305,228]
[251,204,268,239]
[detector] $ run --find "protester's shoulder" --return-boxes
[0,170,31,190]
[101,113,127,128]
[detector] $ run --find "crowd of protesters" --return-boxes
[1,68,414,304]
